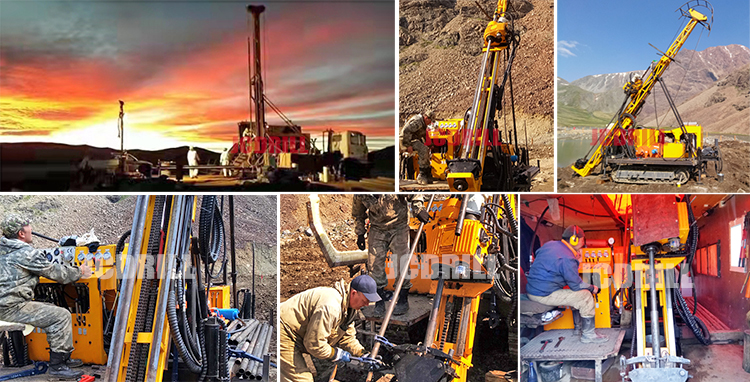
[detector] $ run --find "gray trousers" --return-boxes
[527,289,596,318]
[368,227,413,290]
[411,140,431,169]
[0,301,74,353]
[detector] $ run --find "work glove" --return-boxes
[587,285,599,296]
[332,348,351,363]
[416,210,431,224]
[357,234,366,251]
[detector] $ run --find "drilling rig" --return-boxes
[405,0,539,192]
[571,1,722,185]
[308,194,519,381]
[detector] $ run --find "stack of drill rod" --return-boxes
[227,318,274,380]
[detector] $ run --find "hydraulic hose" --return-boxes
[167,285,202,373]
[671,194,711,345]
[114,229,132,280]
[199,196,225,265]
[198,319,208,382]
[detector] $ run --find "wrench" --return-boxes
[555,336,565,348]
[539,339,552,352]
[0,362,47,381]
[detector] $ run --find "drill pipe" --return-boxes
[239,324,265,374]
[366,195,436,382]
[232,319,260,344]
[250,325,273,377]
[246,323,270,376]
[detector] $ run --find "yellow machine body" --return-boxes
[381,195,516,381]
[571,6,708,177]
[27,243,124,365]
[543,247,619,331]
[630,256,685,358]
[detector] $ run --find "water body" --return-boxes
[557,137,597,167]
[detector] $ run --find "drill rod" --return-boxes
[647,245,661,365]
[365,195,436,382]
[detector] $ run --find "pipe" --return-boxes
[31,231,59,243]
[147,196,190,382]
[307,194,367,267]
[251,325,273,377]
[239,324,264,375]
[247,324,270,376]
[104,195,150,382]
[423,276,445,348]
[646,245,661,364]
[230,196,238,309]
[455,195,469,236]
[234,319,260,344]
[366,195,436,382]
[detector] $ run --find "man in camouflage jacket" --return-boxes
[0,214,92,379]
[352,195,430,316]
[400,111,434,185]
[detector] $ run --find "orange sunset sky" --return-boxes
[0,0,396,152]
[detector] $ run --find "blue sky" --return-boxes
[558,0,750,81]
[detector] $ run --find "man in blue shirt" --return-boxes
[526,225,607,343]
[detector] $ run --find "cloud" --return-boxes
[558,40,579,57]
[0,1,395,150]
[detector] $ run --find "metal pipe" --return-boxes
[226,319,242,333]
[252,242,256,319]
[235,319,260,344]
[247,324,270,376]
[31,231,58,243]
[423,276,445,348]
[647,245,661,363]
[230,196,238,309]
[366,195,436,382]
[462,43,494,158]
[307,194,367,266]
[147,196,191,382]
[239,324,265,374]
[455,195,469,236]
[251,324,273,377]
[104,195,150,382]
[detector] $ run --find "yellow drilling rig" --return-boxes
[571,1,722,185]
[404,0,539,192]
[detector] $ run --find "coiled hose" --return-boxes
[219,320,229,381]
[167,283,202,373]
[671,195,711,345]
[502,195,518,240]
[199,196,225,264]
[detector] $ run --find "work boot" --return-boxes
[580,317,608,344]
[65,353,84,368]
[417,168,432,185]
[373,288,387,317]
[392,288,410,316]
[49,352,84,379]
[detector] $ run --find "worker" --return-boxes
[0,215,93,379]
[279,275,380,382]
[352,195,431,317]
[220,147,231,177]
[525,225,607,343]
[400,110,434,185]
[187,146,200,178]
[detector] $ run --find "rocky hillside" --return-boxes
[643,63,750,134]
[399,0,553,122]
[558,44,750,131]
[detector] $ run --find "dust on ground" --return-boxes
[0,195,278,381]
[557,140,750,193]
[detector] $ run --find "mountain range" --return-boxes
[558,44,750,134]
